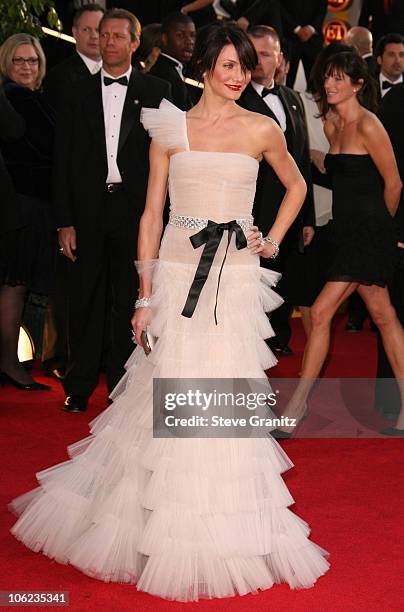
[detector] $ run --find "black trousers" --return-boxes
[63,188,140,398]
[374,250,404,416]
[263,237,319,348]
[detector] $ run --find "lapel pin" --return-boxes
[292,104,297,110]
[134,99,139,105]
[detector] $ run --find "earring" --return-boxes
[353,88,357,93]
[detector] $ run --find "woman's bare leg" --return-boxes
[281,281,358,426]
[299,306,311,338]
[358,284,404,429]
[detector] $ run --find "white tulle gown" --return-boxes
[9,99,329,602]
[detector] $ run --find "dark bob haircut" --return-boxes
[308,41,353,96]
[318,50,378,117]
[188,22,257,81]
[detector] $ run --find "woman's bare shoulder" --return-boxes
[237,107,279,131]
[357,108,384,136]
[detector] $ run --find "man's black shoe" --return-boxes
[273,344,293,356]
[63,395,88,413]
[345,320,363,332]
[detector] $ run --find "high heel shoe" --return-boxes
[380,426,404,437]
[271,402,309,439]
[0,372,51,391]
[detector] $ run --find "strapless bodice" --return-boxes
[168,151,258,221]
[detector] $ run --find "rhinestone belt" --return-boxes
[169,212,253,233]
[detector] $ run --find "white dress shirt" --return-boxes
[379,72,403,97]
[251,80,287,132]
[101,66,132,184]
[160,52,184,80]
[77,50,102,75]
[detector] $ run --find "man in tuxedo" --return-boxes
[44,3,105,111]
[375,83,404,425]
[149,12,195,110]
[345,26,377,77]
[238,25,315,355]
[359,0,404,47]
[42,4,106,380]
[375,33,404,100]
[280,0,327,89]
[56,8,171,412]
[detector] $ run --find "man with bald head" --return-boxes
[345,26,377,75]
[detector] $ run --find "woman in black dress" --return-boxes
[275,51,404,436]
[0,33,55,390]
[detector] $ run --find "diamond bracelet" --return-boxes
[135,297,152,309]
[262,236,279,259]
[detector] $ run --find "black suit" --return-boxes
[375,83,404,417]
[42,52,95,372]
[281,0,328,88]
[43,52,96,112]
[54,69,171,397]
[149,54,192,111]
[359,0,404,46]
[238,83,315,347]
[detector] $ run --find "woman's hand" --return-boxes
[247,226,278,259]
[131,306,153,345]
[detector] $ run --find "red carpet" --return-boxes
[1,315,403,611]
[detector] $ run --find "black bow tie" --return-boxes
[382,80,397,90]
[103,75,128,87]
[261,84,280,97]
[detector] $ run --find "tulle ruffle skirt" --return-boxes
[9,257,329,601]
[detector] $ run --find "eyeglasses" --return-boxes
[12,57,39,66]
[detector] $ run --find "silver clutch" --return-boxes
[140,327,158,355]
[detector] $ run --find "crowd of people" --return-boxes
[3,1,404,603]
[0,1,403,432]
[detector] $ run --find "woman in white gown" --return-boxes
[8,24,329,601]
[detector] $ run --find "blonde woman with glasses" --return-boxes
[0,34,55,391]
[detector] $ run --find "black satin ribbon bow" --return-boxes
[103,75,128,86]
[261,84,280,97]
[181,220,247,325]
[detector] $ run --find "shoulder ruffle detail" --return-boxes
[140,98,188,152]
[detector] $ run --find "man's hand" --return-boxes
[303,226,315,247]
[237,16,249,30]
[297,25,315,43]
[58,226,77,262]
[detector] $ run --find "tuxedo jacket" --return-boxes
[43,52,94,112]
[281,0,328,38]
[238,83,315,249]
[379,83,404,242]
[149,54,192,111]
[359,0,404,44]
[53,69,171,229]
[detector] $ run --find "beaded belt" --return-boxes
[169,212,253,233]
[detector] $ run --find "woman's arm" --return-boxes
[250,118,307,257]
[137,140,169,298]
[360,114,403,216]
